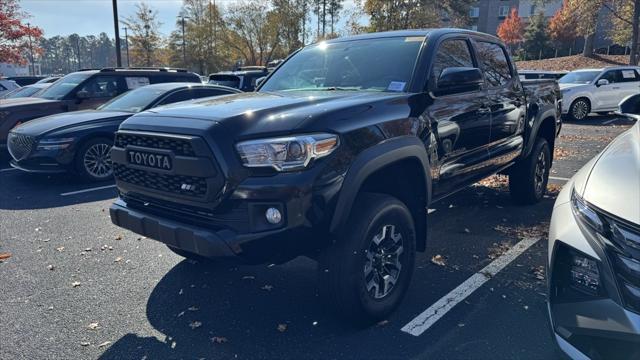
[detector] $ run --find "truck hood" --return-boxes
[582,121,640,225]
[12,110,132,137]
[0,96,62,110]
[126,90,412,137]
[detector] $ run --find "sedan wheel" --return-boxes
[75,137,114,182]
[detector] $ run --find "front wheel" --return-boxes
[75,137,113,182]
[509,138,551,205]
[569,98,590,121]
[318,193,416,325]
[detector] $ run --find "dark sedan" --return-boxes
[7,83,240,181]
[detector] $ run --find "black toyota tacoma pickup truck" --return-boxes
[109,29,561,323]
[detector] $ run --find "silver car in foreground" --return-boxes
[548,96,640,359]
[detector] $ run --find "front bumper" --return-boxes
[548,199,640,359]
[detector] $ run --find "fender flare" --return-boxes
[523,108,558,159]
[329,136,432,247]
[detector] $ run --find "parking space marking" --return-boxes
[0,168,17,173]
[60,185,116,196]
[401,236,541,337]
[549,176,570,182]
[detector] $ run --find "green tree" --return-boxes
[361,0,472,32]
[523,12,550,60]
[121,2,163,66]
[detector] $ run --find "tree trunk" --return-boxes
[630,0,640,65]
[583,33,595,57]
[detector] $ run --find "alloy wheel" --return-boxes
[572,100,589,120]
[534,150,547,197]
[83,143,113,179]
[364,224,404,299]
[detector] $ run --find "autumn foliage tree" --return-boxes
[0,0,43,65]
[497,8,524,52]
[548,0,578,55]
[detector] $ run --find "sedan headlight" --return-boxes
[36,137,75,151]
[571,188,605,234]
[236,133,339,171]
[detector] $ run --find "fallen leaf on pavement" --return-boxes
[277,323,287,332]
[114,257,123,263]
[431,255,446,267]
[97,341,111,348]
[0,253,11,261]
[87,322,99,330]
[189,321,202,329]
[72,281,81,288]
[80,341,90,347]
[47,264,55,270]
[211,336,228,344]
[115,234,123,241]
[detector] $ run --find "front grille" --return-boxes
[113,163,207,198]
[115,132,195,156]
[7,132,35,161]
[606,218,640,313]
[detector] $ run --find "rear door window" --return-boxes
[620,69,640,82]
[125,76,150,89]
[158,90,194,105]
[475,41,513,88]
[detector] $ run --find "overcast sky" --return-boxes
[21,0,359,38]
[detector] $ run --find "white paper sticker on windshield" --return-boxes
[387,81,406,92]
[125,77,150,89]
[622,70,636,79]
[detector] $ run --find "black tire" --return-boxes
[509,138,551,205]
[569,98,591,121]
[74,137,114,182]
[318,193,416,325]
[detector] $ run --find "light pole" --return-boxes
[112,0,122,67]
[122,27,130,67]
[26,23,35,75]
[177,15,190,69]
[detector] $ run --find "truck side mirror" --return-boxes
[615,93,640,121]
[596,79,609,86]
[437,67,483,94]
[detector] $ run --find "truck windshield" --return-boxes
[260,36,425,93]
[38,73,91,100]
[559,71,600,84]
[98,87,167,113]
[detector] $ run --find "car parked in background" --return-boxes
[7,83,239,181]
[0,83,51,99]
[548,94,640,359]
[559,66,640,120]
[208,66,269,91]
[7,76,47,86]
[518,70,567,81]
[0,79,20,97]
[0,67,201,151]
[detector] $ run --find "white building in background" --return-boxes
[0,62,41,77]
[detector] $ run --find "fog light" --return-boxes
[570,254,600,295]
[265,207,282,224]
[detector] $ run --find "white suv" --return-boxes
[559,66,640,120]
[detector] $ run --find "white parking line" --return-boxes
[60,185,116,196]
[549,176,570,182]
[0,168,17,173]
[401,236,541,337]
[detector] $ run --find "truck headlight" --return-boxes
[36,137,75,151]
[236,133,338,171]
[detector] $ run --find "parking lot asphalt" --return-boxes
[0,115,635,360]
